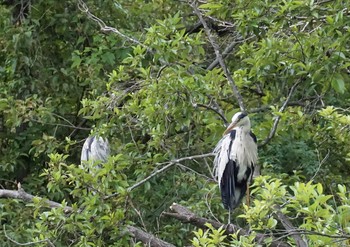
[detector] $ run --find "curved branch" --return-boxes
[259,79,302,147]
[104,153,214,199]
[192,102,228,125]
[3,224,55,247]
[77,0,146,48]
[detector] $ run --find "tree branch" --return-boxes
[3,224,55,246]
[274,205,308,247]
[165,203,291,247]
[104,153,214,199]
[126,226,176,247]
[190,1,246,112]
[1,187,176,247]
[206,35,255,71]
[259,79,302,147]
[77,0,146,48]
[0,183,73,213]
[192,102,228,125]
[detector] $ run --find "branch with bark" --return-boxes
[273,205,308,247]
[1,185,349,246]
[0,185,174,246]
[0,183,73,213]
[127,226,176,247]
[164,203,291,247]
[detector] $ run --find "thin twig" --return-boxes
[192,102,228,125]
[104,153,214,199]
[128,153,214,192]
[77,0,146,48]
[3,224,55,246]
[30,118,91,130]
[259,79,302,147]
[310,149,330,181]
[206,35,255,70]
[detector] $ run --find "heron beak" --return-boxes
[223,122,237,136]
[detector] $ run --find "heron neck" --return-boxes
[235,124,251,134]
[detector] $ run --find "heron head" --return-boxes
[223,111,249,135]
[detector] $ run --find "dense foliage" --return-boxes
[1,0,350,246]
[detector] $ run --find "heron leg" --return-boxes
[228,208,231,225]
[246,183,250,207]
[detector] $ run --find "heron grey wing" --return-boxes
[81,136,95,162]
[97,137,110,162]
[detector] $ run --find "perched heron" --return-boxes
[213,112,258,222]
[81,136,110,170]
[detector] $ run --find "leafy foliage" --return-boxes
[1,0,350,246]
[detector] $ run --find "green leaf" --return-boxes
[331,73,345,93]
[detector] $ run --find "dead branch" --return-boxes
[165,203,291,247]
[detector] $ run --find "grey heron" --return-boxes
[213,112,258,222]
[81,136,110,172]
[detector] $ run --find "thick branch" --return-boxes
[127,226,176,247]
[165,203,291,247]
[191,1,246,112]
[0,185,72,213]
[274,205,308,247]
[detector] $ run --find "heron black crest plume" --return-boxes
[213,112,258,213]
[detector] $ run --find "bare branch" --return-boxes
[310,149,330,181]
[0,184,73,213]
[259,79,302,147]
[77,0,146,48]
[30,118,91,131]
[190,1,246,112]
[126,226,176,247]
[192,101,228,125]
[129,153,214,191]
[104,153,214,199]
